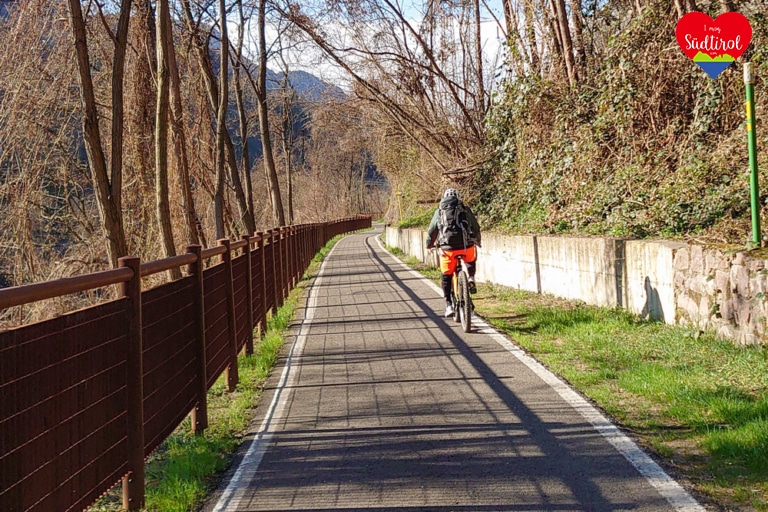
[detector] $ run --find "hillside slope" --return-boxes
[475,3,767,246]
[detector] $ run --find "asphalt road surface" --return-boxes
[202,225,707,512]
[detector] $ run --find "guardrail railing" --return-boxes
[0,216,372,511]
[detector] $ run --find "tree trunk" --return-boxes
[281,82,296,225]
[286,142,294,225]
[523,0,540,76]
[543,0,565,79]
[504,0,535,76]
[673,0,685,18]
[257,0,285,226]
[473,0,485,116]
[552,0,577,85]
[359,157,366,214]
[181,0,254,236]
[234,0,256,233]
[67,0,129,267]
[109,0,132,216]
[129,0,157,230]
[165,4,201,247]
[672,0,700,15]
[570,0,586,77]
[501,0,528,77]
[215,0,228,238]
[155,0,180,279]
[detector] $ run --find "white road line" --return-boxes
[211,242,339,512]
[377,235,706,512]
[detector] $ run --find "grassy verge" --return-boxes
[89,236,342,512]
[388,244,768,511]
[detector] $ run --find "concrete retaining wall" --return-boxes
[384,226,768,345]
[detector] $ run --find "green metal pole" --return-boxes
[745,62,761,247]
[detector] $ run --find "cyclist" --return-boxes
[426,188,482,317]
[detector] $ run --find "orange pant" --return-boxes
[439,245,477,275]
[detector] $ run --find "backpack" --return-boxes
[438,196,468,249]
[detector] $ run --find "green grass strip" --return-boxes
[481,287,768,510]
[89,235,343,512]
[386,245,768,512]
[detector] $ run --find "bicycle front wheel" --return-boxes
[458,271,472,333]
[452,290,461,323]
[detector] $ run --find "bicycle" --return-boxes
[450,253,473,333]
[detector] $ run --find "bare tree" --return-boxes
[233,0,257,233]
[213,0,230,238]
[552,0,577,85]
[501,0,543,76]
[66,0,131,267]
[125,0,156,245]
[155,0,180,278]
[570,0,586,77]
[277,0,493,176]
[0,2,80,289]
[501,0,528,76]
[541,0,565,78]
[523,0,540,75]
[472,0,485,116]
[165,2,202,246]
[305,99,375,218]
[180,0,256,236]
[256,0,286,226]
[278,78,299,225]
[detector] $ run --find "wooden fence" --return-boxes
[0,217,371,512]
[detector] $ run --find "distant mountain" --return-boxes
[256,65,346,102]
[0,6,345,102]
[209,31,345,102]
[277,70,346,102]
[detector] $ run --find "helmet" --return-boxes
[443,188,460,199]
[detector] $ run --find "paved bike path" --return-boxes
[204,226,707,511]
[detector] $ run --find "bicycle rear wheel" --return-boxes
[458,271,472,332]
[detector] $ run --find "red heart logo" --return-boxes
[676,12,752,78]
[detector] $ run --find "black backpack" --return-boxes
[438,197,468,249]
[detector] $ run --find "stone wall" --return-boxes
[384,226,768,345]
[673,245,768,345]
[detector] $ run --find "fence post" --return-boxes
[278,227,287,303]
[263,230,272,316]
[270,230,280,311]
[218,239,239,392]
[293,226,299,286]
[256,232,267,331]
[292,226,299,286]
[300,225,306,272]
[186,245,208,434]
[241,234,254,356]
[299,225,307,276]
[119,256,145,511]
[286,226,294,288]
[285,226,293,291]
